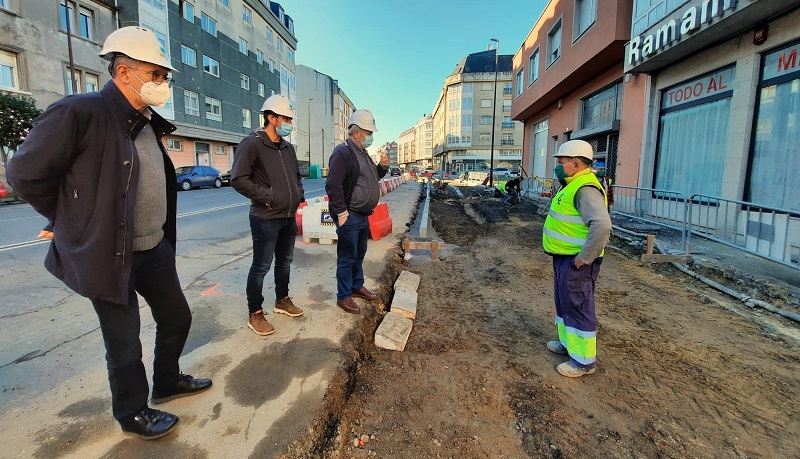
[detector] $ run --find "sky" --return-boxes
[276,0,549,149]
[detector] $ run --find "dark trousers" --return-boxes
[552,255,601,369]
[334,212,369,299]
[247,215,297,314]
[92,238,192,420]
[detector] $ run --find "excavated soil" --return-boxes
[316,194,800,458]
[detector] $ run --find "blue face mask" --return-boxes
[361,134,374,149]
[276,122,293,137]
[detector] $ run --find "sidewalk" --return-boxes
[1,181,421,458]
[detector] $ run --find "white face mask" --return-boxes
[129,70,172,107]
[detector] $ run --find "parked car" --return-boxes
[0,181,8,199]
[491,167,512,179]
[175,166,222,191]
[221,170,232,186]
[390,167,402,177]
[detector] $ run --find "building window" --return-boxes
[503,100,512,112]
[202,55,219,77]
[218,0,229,7]
[205,96,222,121]
[65,68,99,95]
[215,144,226,155]
[240,73,250,90]
[529,49,539,85]
[547,19,562,67]
[183,2,194,22]
[479,133,491,141]
[60,2,93,40]
[0,49,19,90]
[266,27,273,42]
[268,59,275,72]
[580,81,623,130]
[167,139,183,150]
[256,49,264,64]
[747,42,800,211]
[632,0,686,36]
[184,90,200,116]
[242,108,251,128]
[78,7,93,39]
[501,133,514,145]
[239,37,248,55]
[503,116,514,129]
[515,71,523,97]
[655,67,734,197]
[503,82,512,95]
[243,5,252,23]
[181,45,196,67]
[481,99,492,108]
[85,73,98,92]
[0,0,10,11]
[277,39,283,53]
[201,13,217,36]
[258,82,265,97]
[480,116,492,125]
[573,0,596,41]
[287,49,294,62]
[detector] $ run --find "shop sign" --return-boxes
[762,42,800,81]
[627,0,743,68]
[661,67,735,109]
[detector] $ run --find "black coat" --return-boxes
[7,81,178,304]
[325,139,388,216]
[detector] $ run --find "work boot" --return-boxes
[546,340,568,355]
[556,361,596,378]
[248,310,275,336]
[351,287,377,300]
[274,297,304,317]
[151,374,212,404]
[118,407,178,440]
[336,297,361,314]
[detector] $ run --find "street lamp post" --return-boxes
[307,99,313,169]
[489,38,499,187]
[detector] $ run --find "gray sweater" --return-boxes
[574,186,612,264]
[132,120,167,251]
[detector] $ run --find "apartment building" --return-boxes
[116,0,297,173]
[431,50,524,174]
[397,114,433,170]
[295,64,357,168]
[511,0,644,186]
[0,0,117,108]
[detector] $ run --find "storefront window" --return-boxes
[748,42,800,211]
[654,67,734,196]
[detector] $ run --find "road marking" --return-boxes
[0,215,45,223]
[0,239,49,252]
[177,202,250,218]
[190,190,238,198]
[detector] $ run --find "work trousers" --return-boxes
[334,212,370,299]
[247,215,297,314]
[552,254,601,369]
[92,238,192,420]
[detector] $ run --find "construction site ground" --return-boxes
[324,190,800,459]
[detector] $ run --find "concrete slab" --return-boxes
[394,270,421,293]
[374,312,414,351]
[390,288,418,320]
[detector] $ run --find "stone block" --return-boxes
[375,312,413,351]
[394,270,420,293]
[391,288,417,320]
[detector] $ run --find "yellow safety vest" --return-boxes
[542,170,607,256]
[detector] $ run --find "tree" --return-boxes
[0,91,42,167]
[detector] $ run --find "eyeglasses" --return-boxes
[127,66,175,87]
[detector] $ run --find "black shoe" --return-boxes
[119,407,179,440]
[151,373,212,404]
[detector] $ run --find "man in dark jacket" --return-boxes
[231,94,305,336]
[6,27,210,440]
[325,109,389,313]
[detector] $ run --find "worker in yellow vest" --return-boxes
[542,140,612,377]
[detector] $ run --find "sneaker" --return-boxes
[274,297,304,317]
[556,361,596,378]
[248,311,275,336]
[546,340,568,355]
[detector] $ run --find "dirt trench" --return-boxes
[290,192,800,459]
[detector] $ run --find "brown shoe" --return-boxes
[274,297,304,317]
[351,287,377,300]
[247,311,275,335]
[336,297,361,314]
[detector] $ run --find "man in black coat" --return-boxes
[6,27,210,440]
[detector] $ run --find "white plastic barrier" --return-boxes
[302,201,338,244]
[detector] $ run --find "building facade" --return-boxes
[431,50,524,174]
[0,0,117,109]
[625,0,800,265]
[373,142,398,167]
[511,0,643,187]
[397,114,433,170]
[295,64,356,168]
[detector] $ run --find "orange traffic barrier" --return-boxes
[296,201,308,235]
[368,202,392,240]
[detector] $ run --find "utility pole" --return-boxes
[321,128,325,168]
[489,38,499,188]
[307,99,312,168]
[65,4,79,94]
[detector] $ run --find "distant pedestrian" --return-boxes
[7,27,211,440]
[325,109,389,313]
[231,94,305,336]
[542,140,612,378]
[503,176,523,204]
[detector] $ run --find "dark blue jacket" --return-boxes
[7,81,178,304]
[325,139,388,216]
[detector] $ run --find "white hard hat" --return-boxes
[99,26,176,71]
[260,94,295,118]
[554,140,593,160]
[348,109,378,132]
